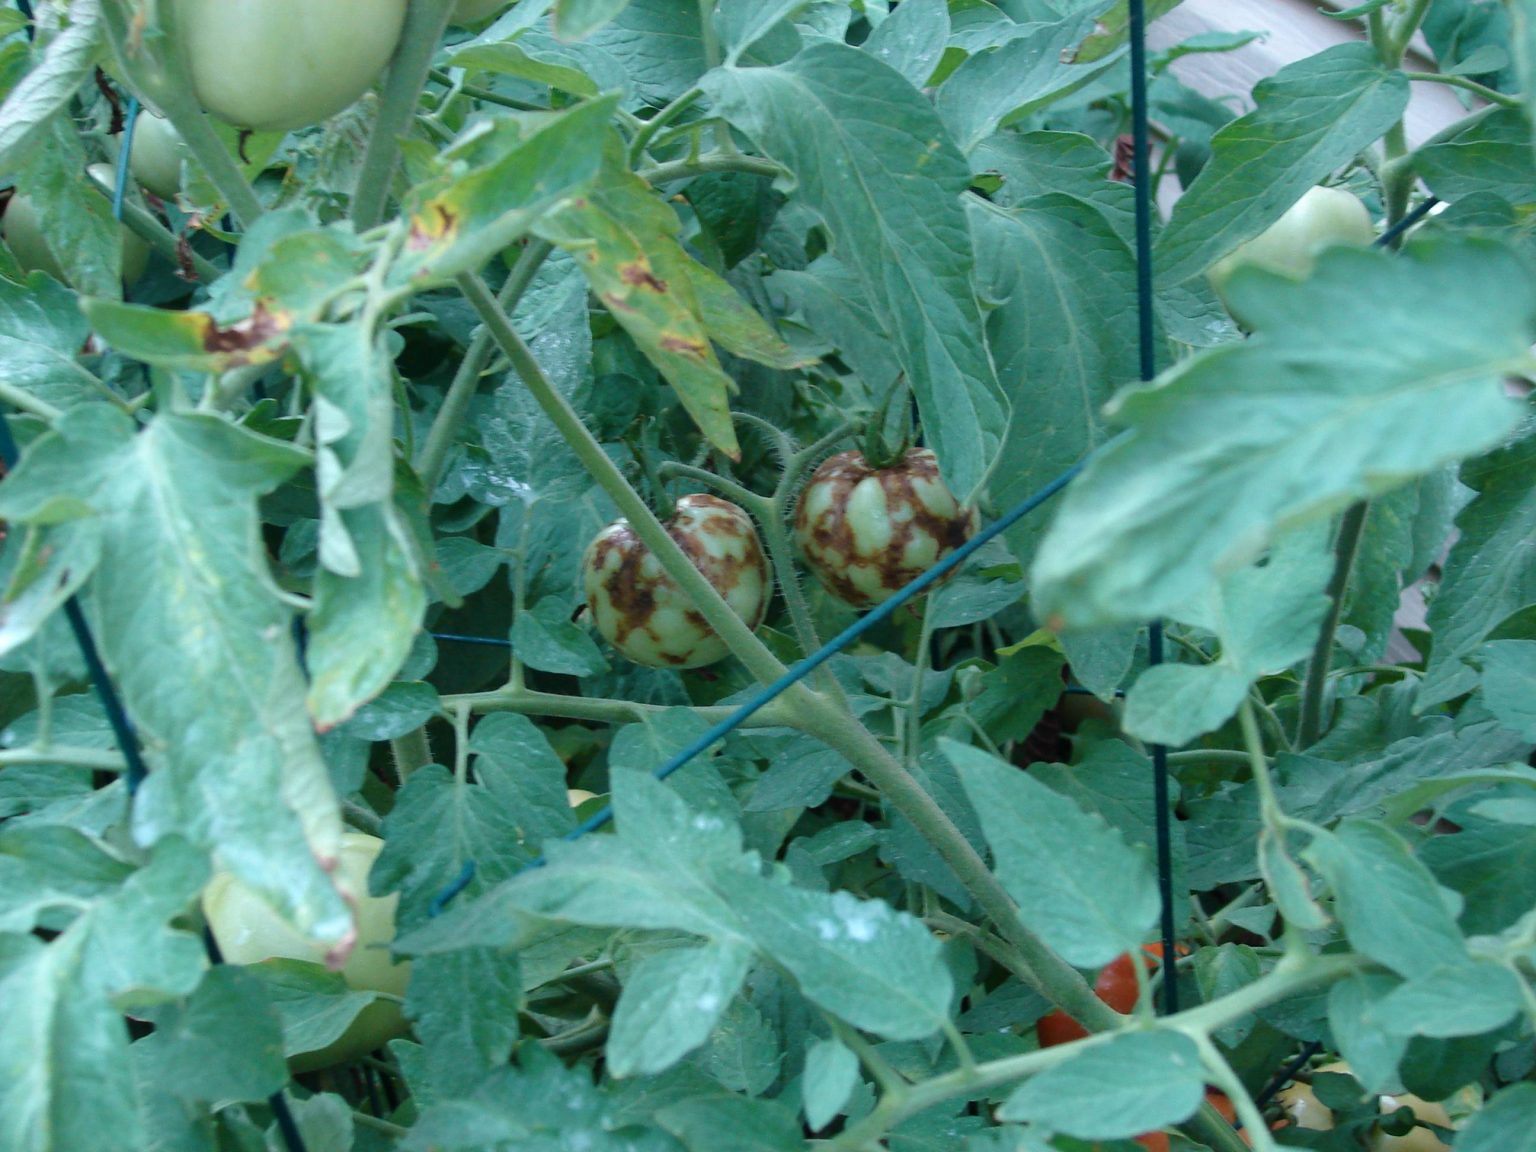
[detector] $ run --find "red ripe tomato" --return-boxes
[1036,943,1185,1048]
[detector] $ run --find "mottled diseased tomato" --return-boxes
[794,448,977,609]
[582,494,770,669]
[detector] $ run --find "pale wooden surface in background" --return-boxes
[1149,0,1473,146]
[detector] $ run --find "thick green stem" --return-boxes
[697,0,721,69]
[352,0,455,230]
[0,746,125,770]
[457,271,790,687]
[1296,501,1369,748]
[415,239,553,490]
[1402,71,1522,108]
[389,726,433,783]
[0,383,63,421]
[627,86,704,166]
[439,686,790,727]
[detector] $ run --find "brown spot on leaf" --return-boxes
[658,333,708,359]
[407,202,458,252]
[618,261,667,292]
[201,301,290,359]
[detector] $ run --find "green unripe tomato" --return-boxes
[3,168,148,286]
[173,0,409,131]
[202,832,410,1070]
[581,494,771,669]
[1207,186,1374,294]
[794,448,977,609]
[128,111,186,199]
[452,0,508,25]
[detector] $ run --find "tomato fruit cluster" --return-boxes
[581,494,771,669]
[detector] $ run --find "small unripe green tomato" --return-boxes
[173,0,409,132]
[1207,186,1374,294]
[581,494,771,669]
[452,0,507,24]
[3,169,148,286]
[128,111,186,199]
[202,832,410,1070]
[794,448,977,609]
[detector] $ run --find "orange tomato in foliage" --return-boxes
[1036,943,1184,1047]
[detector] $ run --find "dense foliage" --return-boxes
[2,1,1536,1150]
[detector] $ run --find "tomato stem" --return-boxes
[353,0,454,230]
[1296,500,1369,748]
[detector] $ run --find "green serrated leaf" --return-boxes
[998,1030,1205,1139]
[608,940,752,1077]
[947,739,1158,965]
[803,1037,860,1131]
[1456,1081,1536,1152]
[1422,428,1536,706]
[937,10,1124,151]
[1033,239,1534,630]
[0,408,349,943]
[392,97,615,288]
[704,42,1006,498]
[716,872,952,1041]
[404,948,522,1097]
[1304,821,1466,979]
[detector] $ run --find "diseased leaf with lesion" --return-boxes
[82,298,293,372]
[391,96,616,287]
[538,143,802,458]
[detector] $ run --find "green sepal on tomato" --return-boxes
[581,494,771,669]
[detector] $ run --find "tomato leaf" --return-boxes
[0,2,100,173]
[1416,108,1536,209]
[1455,1081,1536,1152]
[802,1037,859,1132]
[1154,43,1408,285]
[936,9,1124,152]
[998,1030,1205,1139]
[947,739,1159,966]
[705,41,1007,499]
[375,714,574,926]
[1032,240,1535,630]
[0,408,351,943]
[1304,821,1467,980]
[606,939,753,1077]
[0,272,104,410]
[131,967,286,1102]
[403,948,524,1099]
[1421,430,1536,706]
[537,153,746,459]
[554,0,631,41]
[1123,522,1333,746]
[391,96,616,288]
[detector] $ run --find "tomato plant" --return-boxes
[1,2,1534,1151]
[171,0,409,131]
